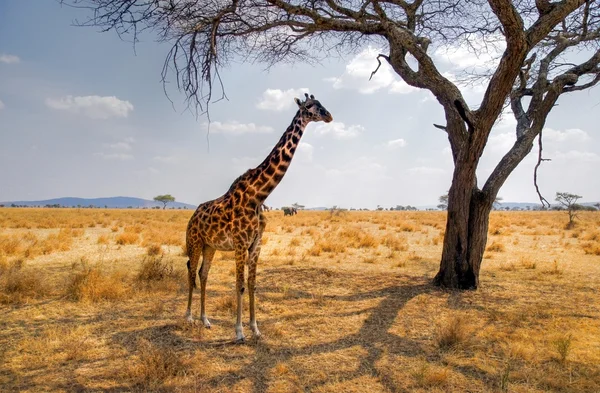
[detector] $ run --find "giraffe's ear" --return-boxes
[294,97,303,107]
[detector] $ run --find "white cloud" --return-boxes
[295,142,314,163]
[208,121,274,135]
[407,166,446,175]
[553,150,600,163]
[106,141,132,151]
[389,80,418,95]
[434,39,504,69]
[0,100,4,110]
[325,157,390,183]
[94,152,134,161]
[45,95,134,119]
[543,128,590,143]
[488,132,515,152]
[313,121,363,140]
[326,46,417,95]
[386,138,407,149]
[0,54,20,64]
[256,88,309,111]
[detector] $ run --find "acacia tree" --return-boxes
[154,194,176,209]
[555,191,582,228]
[69,0,600,289]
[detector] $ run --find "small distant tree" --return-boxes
[438,194,449,211]
[154,194,176,210]
[595,203,600,211]
[555,192,582,229]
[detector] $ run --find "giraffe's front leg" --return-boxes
[248,236,262,338]
[234,248,248,343]
[199,247,215,329]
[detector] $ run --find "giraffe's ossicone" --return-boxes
[185,93,333,343]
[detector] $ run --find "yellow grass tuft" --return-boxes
[435,315,469,351]
[115,231,139,245]
[0,259,48,304]
[486,241,505,252]
[127,338,185,387]
[65,261,129,302]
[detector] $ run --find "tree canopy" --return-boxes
[154,194,176,209]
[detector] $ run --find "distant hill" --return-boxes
[0,196,196,209]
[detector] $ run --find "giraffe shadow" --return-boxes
[111,274,434,393]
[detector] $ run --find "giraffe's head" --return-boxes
[294,93,333,123]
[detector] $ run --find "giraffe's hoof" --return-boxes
[185,311,194,324]
[235,336,246,344]
[201,317,211,329]
[250,323,261,338]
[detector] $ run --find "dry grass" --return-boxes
[0,208,599,392]
[65,260,130,302]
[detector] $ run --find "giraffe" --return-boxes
[185,93,333,342]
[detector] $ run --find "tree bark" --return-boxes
[433,158,495,289]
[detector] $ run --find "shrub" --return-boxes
[0,259,48,304]
[486,241,505,252]
[435,315,469,351]
[553,334,573,364]
[127,338,185,387]
[65,262,129,302]
[116,232,139,245]
[146,244,163,256]
[136,255,177,282]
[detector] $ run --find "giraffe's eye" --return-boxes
[306,104,314,109]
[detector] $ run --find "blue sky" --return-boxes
[1,1,598,208]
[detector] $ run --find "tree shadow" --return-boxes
[112,267,434,392]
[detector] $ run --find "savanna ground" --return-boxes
[1,208,599,392]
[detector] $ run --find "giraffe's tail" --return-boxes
[186,259,197,289]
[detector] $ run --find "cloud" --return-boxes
[256,88,309,111]
[407,166,446,175]
[326,47,418,95]
[94,152,134,161]
[106,141,132,151]
[208,121,274,135]
[543,128,590,143]
[325,156,389,181]
[0,100,4,110]
[434,39,505,69]
[553,150,600,163]
[487,132,515,152]
[45,95,134,119]
[0,54,20,64]
[97,138,135,160]
[313,121,363,140]
[386,138,407,149]
[389,80,418,94]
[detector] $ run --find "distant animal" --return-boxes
[261,204,271,212]
[283,207,297,216]
[185,93,332,342]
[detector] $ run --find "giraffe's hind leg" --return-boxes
[234,247,248,343]
[199,246,216,328]
[248,214,266,338]
[185,246,201,323]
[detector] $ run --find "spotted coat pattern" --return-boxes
[185,94,333,342]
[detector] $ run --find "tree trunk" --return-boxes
[433,150,495,289]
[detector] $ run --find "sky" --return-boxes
[0,1,598,209]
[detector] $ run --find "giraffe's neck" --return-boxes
[246,111,307,203]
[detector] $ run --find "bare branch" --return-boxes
[534,130,552,209]
[369,53,390,80]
